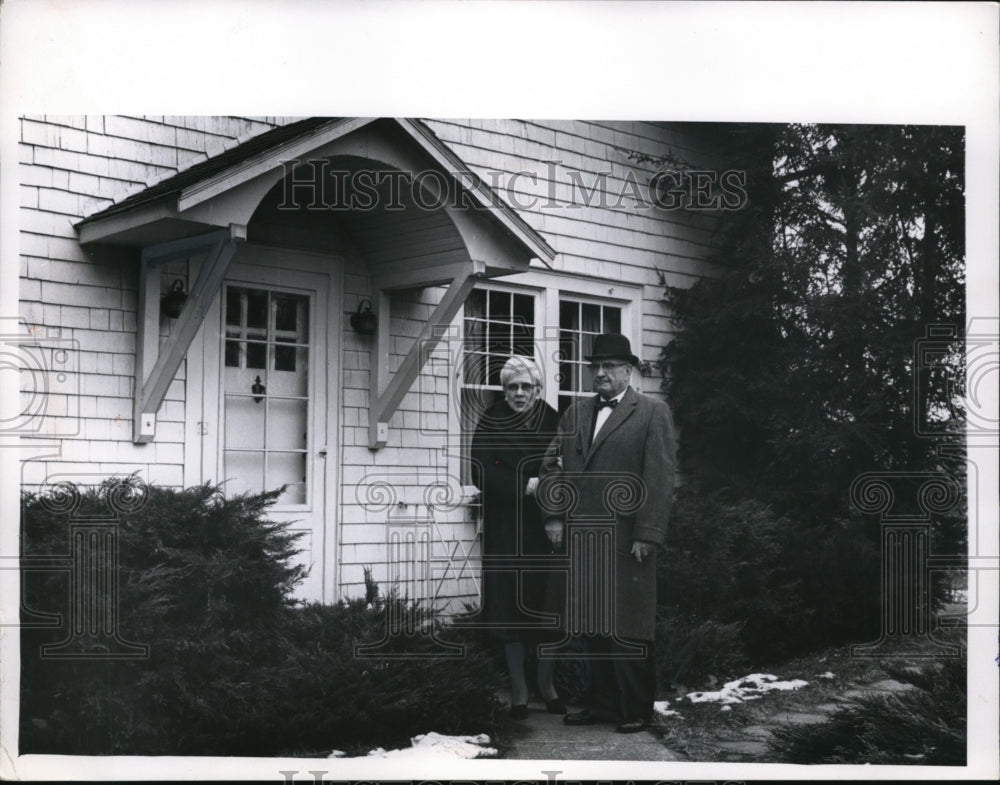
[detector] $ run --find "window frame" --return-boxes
[450,270,641,487]
[555,293,628,412]
[460,285,542,395]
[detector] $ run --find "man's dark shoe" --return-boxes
[563,709,599,726]
[615,718,648,734]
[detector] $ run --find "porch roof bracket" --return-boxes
[368,261,485,449]
[133,224,247,443]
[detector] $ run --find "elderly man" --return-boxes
[539,333,677,733]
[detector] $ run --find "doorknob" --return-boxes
[251,375,266,403]
[318,447,328,458]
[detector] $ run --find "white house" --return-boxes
[17,116,736,607]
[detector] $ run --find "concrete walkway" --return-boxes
[502,700,681,761]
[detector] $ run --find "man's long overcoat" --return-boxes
[540,386,677,641]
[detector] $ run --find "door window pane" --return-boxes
[224,339,241,368]
[274,344,297,372]
[226,288,242,327]
[224,394,265,450]
[274,294,301,334]
[246,289,268,329]
[269,347,309,396]
[246,341,267,369]
[267,453,307,505]
[222,285,311,506]
[224,451,265,497]
[268,398,308,450]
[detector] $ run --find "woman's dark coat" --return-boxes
[472,398,561,641]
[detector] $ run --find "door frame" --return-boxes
[186,242,343,603]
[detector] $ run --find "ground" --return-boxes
[651,644,924,763]
[501,622,966,763]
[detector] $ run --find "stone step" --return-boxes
[775,711,829,725]
[716,739,769,758]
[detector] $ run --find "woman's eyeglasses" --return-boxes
[505,383,538,393]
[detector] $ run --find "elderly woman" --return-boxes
[471,356,563,720]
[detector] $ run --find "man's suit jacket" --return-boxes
[540,386,677,641]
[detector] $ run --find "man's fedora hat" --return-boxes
[585,333,640,367]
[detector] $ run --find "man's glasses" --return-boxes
[588,362,629,373]
[505,382,538,393]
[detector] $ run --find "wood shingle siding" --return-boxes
[19,116,295,489]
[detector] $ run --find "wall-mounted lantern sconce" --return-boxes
[161,279,188,319]
[638,359,664,378]
[251,375,266,403]
[349,298,378,335]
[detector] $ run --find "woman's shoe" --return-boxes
[563,709,598,725]
[545,698,567,715]
[510,704,529,720]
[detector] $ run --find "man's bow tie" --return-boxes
[596,398,618,410]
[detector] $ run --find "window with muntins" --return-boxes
[222,285,311,506]
[458,283,630,485]
[557,298,623,413]
[459,288,538,481]
[462,288,536,390]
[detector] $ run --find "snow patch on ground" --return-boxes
[817,671,836,679]
[361,732,497,759]
[687,673,809,706]
[653,700,680,718]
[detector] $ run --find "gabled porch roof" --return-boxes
[75,117,556,448]
[76,117,555,269]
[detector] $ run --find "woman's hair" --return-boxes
[499,355,542,389]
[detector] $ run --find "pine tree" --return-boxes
[659,123,966,655]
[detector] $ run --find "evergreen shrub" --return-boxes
[19,478,507,756]
[657,482,882,675]
[655,616,747,688]
[249,594,508,757]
